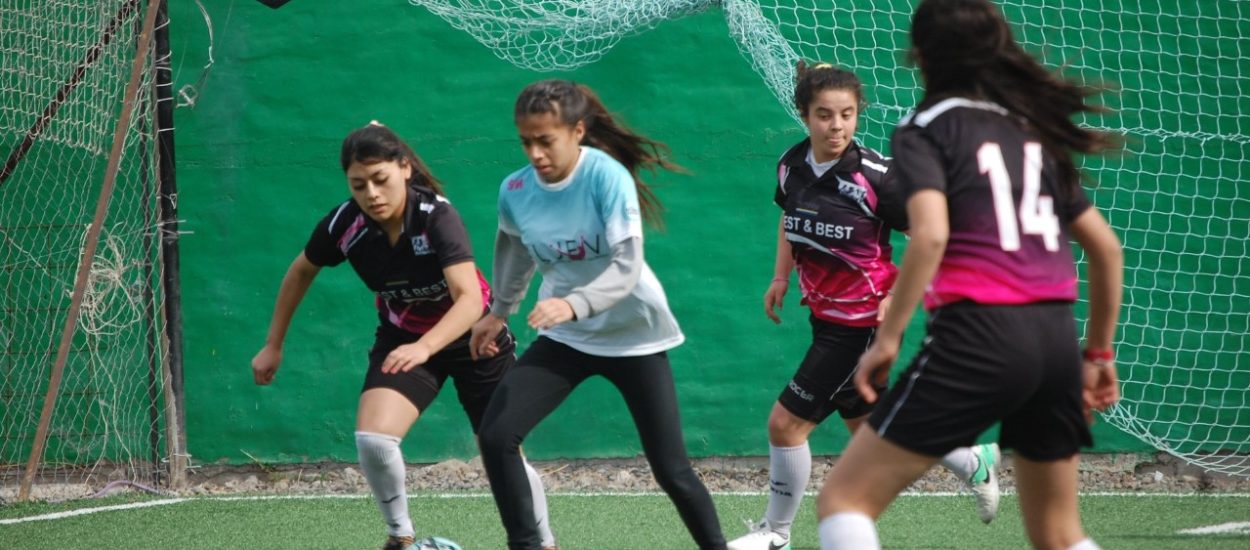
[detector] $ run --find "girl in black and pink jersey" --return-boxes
[816,1,1123,549]
[250,123,555,550]
[728,63,999,550]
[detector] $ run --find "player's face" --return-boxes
[346,158,411,227]
[517,112,585,182]
[802,89,859,163]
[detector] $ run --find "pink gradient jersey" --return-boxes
[774,140,909,326]
[890,97,1093,310]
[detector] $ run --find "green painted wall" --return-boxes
[166,1,1202,465]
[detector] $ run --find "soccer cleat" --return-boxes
[968,443,1001,524]
[382,535,415,550]
[411,536,463,550]
[727,519,791,550]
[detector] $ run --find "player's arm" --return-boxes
[252,253,322,385]
[383,261,484,373]
[1069,206,1124,413]
[559,237,643,321]
[765,214,795,324]
[471,229,536,359]
[855,189,949,402]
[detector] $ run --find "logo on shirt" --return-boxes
[530,234,604,264]
[507,178,524,191]
[837,176,868,203]
[410,234,433,256]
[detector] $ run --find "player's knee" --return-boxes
[477,421,521,457]
[767,404,812,446]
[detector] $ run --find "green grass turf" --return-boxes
[2,493,1247,549]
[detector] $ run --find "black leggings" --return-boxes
[478,337,727,550]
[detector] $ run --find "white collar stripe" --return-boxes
[913,98,1009,128]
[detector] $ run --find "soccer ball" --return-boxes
[412,536,462,550]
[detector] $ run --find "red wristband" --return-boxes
[1082,348,1114,363]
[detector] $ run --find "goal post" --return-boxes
[1,0,184,500]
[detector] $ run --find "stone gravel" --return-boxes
[8,452,1245,503]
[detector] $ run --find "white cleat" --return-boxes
[727,519,791,550]
[968,443,1001,524]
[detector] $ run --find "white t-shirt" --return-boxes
[497,147,684,356]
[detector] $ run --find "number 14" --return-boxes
[978,141,1061,252]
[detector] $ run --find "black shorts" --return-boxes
[868,301,1093,460]
[362,324,516,433]
[777,316,882,423]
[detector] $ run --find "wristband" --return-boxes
[1083,347,1114,366]
[771,277,789,284]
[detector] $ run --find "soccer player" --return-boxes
[727,62,999,550]
[471,79,727,550]
[815,1,1123,549]
[250,123,555,550]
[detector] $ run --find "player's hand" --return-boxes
[854,336,900,404]
[764,279,788,324]
[251,345,282,386]
[470,315,505,360]
[528,298,575,331]
[1082,359,1120,423]
[383,342,431,373]
[877,293,894,323]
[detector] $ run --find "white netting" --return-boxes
[1,0,174,499]
[406,0,1250,477]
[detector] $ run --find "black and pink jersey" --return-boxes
[303,185,491,335]
[774,139,909,326]
[891,97,1092,310]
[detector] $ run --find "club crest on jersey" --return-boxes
[837,177,868,203]
[410,234,433,256]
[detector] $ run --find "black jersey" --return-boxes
[304,185,490,334]
[774,139,909,326]
[891,97,1092,309]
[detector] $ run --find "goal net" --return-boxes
[0,0,180,500]
[407,0,1250,477]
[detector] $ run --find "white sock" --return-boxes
[1067,539,1101,550]
[940,446,977,482]
[818,512,879,550]
[356,431,414,537]
[524,459,555,547]
[764,442,811,537]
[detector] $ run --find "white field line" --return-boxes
[2,491,1248,526]
[1176,521,1250,535]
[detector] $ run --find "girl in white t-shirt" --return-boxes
[470,80,727,550]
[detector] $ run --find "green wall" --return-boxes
[167,1,1174,464]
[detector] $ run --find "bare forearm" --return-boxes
[879,233,944,340]
[774,215,795,279]
[264,255,319,349]
[1072,210,1124,349]
[414,287,483,356]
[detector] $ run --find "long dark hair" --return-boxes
[794,61,866,117]
[909,0,1118,190]
[340,122,444,196]
[515,79,679,228]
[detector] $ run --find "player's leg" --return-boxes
[1000,302,1096,549]
[453,327,558,550]
[816,427,937,550]
[357,330,444,550]
[477,337,587,550]
[600,351,727,549]
[1015,454,1093,549]
[937,442,1001,523]
[730,320,877,550]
